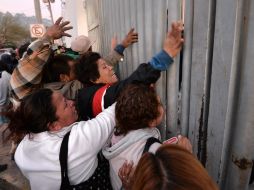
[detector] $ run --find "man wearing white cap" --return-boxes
[71,35,93,54]
[69,29,138,66]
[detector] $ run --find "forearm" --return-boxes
[103,50,173,108]
[21,36,51,61]
[104,44,125,66]
[149,50,174,71]
[11,37,52,100]
[103,63,161,108]
[77,103,116,150]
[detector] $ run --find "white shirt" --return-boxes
[15,104,115,190]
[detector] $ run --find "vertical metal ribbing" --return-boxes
[219,0,249,188]
[181,0,194,136]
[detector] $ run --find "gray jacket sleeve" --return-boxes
[103,50,123,66]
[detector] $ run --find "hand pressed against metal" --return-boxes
[45,17,73,40]
[163,20,184,58]
[121,28,138,48]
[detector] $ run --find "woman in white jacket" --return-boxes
[6,88,116,190]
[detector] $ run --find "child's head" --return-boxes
[115,83,164,136]
[131,144,218,190]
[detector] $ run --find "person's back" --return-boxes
[103,84,164,189]
[103,83,192,190]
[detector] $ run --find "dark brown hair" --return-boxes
[5,88,58,143]
[42,54,74,83]
[131,144,218,190]
[115,84,160,136]
[75,52,101,85]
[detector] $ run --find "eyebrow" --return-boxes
[100,62,106,66]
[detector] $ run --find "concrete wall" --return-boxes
[62,0,88,47]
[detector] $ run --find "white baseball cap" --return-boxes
[71,35,93,54]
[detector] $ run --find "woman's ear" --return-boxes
[48,121,62,131]
[148,119,157,128]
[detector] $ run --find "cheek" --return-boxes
[157,106,165,123]
[70,71,76,80]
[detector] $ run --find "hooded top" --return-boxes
[103,128,161,190]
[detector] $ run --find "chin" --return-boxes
[112,77,119,83]
[114,79,119,83]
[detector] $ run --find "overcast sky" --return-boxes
[0,0,62,20]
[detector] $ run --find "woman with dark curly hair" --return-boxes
[102,84,192,190]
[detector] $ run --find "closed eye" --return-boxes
[64,98,67,109]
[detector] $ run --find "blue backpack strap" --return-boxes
[142,137,162,155]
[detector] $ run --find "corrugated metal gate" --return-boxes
[84,0,254,189]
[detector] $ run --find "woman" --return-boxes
[6,88,116,190]
[76,21,184,121]
[130,144,218,190]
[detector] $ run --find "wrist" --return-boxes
[163,48,175,58]
[121,40,128,48]
[42,34,54,43]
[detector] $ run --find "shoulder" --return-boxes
[2,71,11,78]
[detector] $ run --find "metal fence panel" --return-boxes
[213,0,254,189]
[184,0,214,163]
[206,0,239,185]
[165,0,181,138]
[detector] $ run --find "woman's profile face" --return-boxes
[94,58,118,84]
[51,91,78,127]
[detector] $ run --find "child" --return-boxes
[103,83,191,190]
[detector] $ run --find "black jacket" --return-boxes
[77,63,161,121]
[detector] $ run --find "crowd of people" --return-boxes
[0,17,218,189]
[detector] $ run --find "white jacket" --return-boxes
[15,104,116,190]
[102,128,161,190]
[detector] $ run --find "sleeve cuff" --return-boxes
[28,36,51,52]
[114,44,125,55]
[149,50,174,71]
